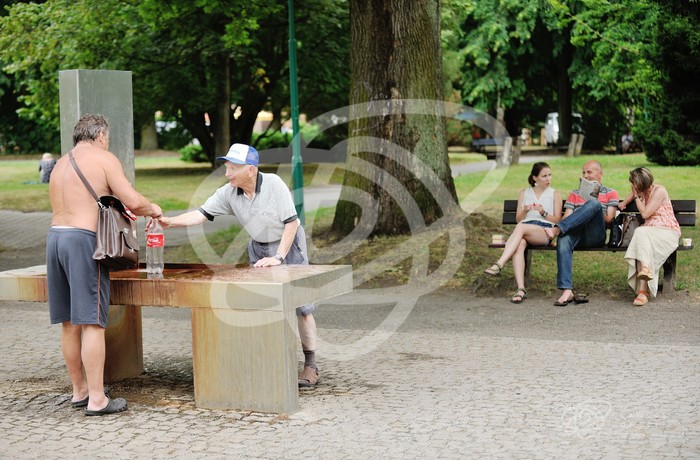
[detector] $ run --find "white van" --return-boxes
[544,112,584,146]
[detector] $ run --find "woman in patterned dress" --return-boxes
[618,167,680,306]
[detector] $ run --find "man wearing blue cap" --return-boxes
[158,143,320,387]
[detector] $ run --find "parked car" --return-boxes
[544,112,584,146]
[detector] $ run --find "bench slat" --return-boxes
[488,243,694,251]
[501,200,695,226]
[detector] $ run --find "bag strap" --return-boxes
[68,150,100,203]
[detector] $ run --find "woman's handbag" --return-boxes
[608,212,643,248]
[68,151,139,270]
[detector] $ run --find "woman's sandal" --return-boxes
[637,266,653,281]
[633,290,650,306]
[484,261,503,276]
[510,288,527,304]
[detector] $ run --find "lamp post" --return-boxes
[288,0,304,224]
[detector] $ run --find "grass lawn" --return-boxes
[1,151,697,298]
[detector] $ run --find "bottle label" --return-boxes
[146,233,164,247]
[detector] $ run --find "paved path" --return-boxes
[1,284,698,458]
[4,154,698,458]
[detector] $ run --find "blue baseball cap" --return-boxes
[216,143,259,166]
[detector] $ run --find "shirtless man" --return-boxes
[47,114,162,415]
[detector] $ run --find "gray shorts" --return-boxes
[248,226,315,316]
[46,228,110,328]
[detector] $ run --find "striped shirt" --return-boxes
[564,184,619,213]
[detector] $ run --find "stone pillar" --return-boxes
[58,69,143,382]
[58,69,135,183]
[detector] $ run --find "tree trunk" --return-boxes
[556,26,574,147]
[331,0,457,237]
[214,56,231,160]
[182,110,215,161]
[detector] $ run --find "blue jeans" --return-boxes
[556,200,607,289]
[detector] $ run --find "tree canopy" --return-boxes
[443,0,698,161]
[0,0,349,162]
[1,0,697,165]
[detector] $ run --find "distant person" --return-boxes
[47,114,162,415]
[484,162,562,303]
[471,125,482,140]
[156,143,322,388]
[621,130,635,153]
[543,161,619,306]
[618,167,680,306]
[39,153,56,183]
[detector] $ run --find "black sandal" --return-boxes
[510,288,527,304]
[554,295,574,307]
[573,293,589,304]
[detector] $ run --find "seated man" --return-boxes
[544,160,619,306]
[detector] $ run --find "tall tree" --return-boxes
[331,0,457,237]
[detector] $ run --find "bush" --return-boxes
[179,143,208,163]
[636,101,700,166]
[156,119,192,151]
[637,3,700,166]
[252,123,329,150]
[252,130,293,150]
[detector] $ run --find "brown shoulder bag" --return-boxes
[68,150,139,270]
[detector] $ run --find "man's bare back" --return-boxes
[50,138,158,232]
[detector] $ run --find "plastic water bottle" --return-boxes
[146,218,164,277]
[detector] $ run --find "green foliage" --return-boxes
[252,123,325,151]
[252,131,293,151]
[178,143,209,163]
[0,0,349,158]
[445,0,539,111]
[638,115,700,166]
[441,0,691,150]
[636,1,700,166]
[156,119,193,151]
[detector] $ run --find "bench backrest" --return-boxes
[501,199,696,226]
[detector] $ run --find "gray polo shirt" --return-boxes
[199,172,298,243]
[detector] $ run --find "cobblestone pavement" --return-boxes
[1,278,698,458]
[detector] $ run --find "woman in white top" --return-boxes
[484,162,563,303]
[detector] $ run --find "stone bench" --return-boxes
[0,263,352,413]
